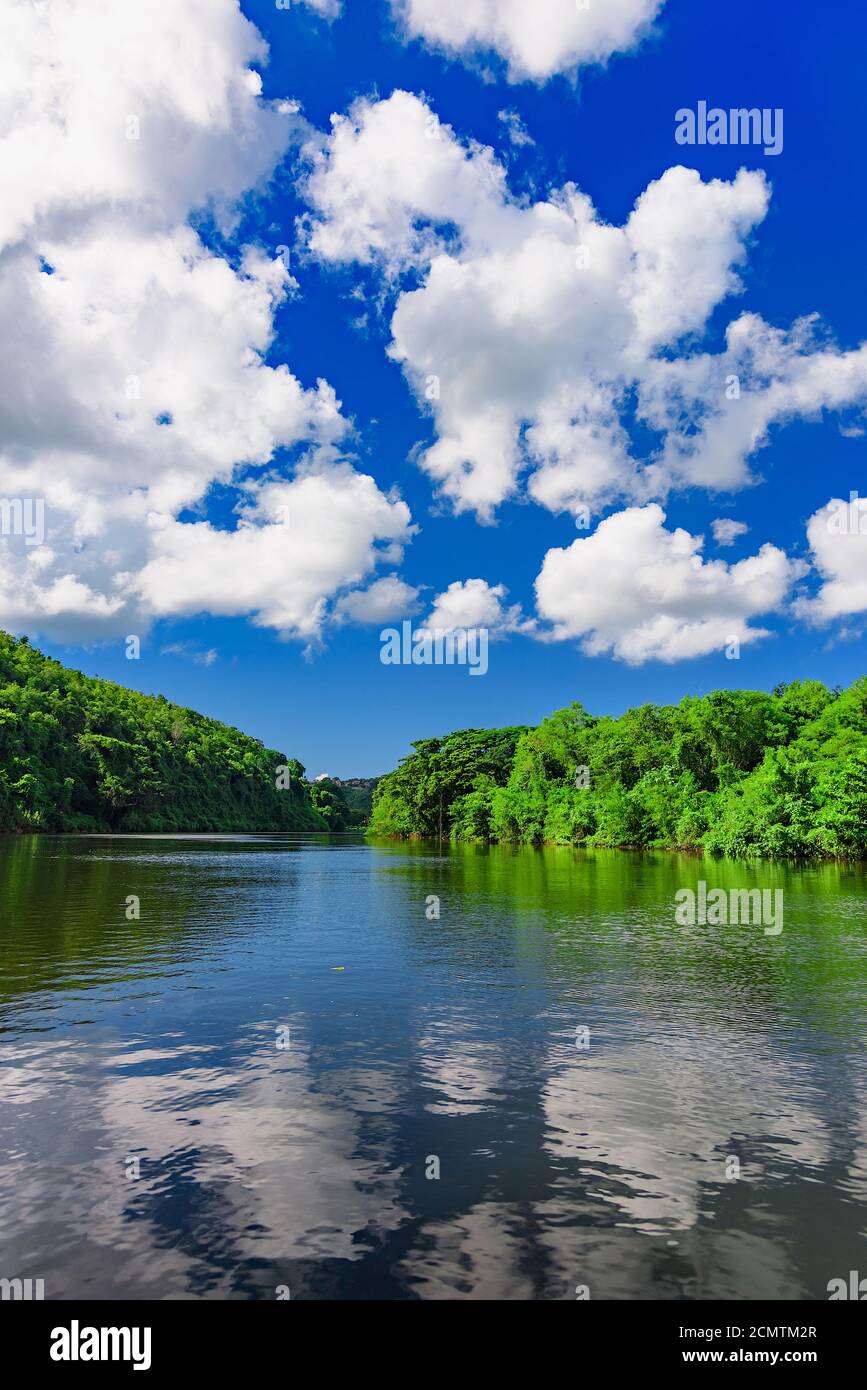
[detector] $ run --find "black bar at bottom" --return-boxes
[7,1298,864,1376]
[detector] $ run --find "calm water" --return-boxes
[1,833,865,1301]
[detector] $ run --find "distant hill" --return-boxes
[0,632,325,833]
[309,776,381,830]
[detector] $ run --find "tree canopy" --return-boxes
[0,632,325,832]
[369,680,867,858]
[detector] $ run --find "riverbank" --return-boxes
[366,830,864,862]
[368,679,867,859]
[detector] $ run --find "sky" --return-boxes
[1,0,866,776]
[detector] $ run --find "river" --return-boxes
[1,833,865,1300]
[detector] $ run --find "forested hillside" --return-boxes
[369,680,867,858]
[308,777,379,831]
[0,633,325,833]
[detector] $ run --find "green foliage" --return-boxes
[368,726,528,840]
[370,679,867,859]
[338,778,380,827]
[309,778,355,831]
[0,632,326,833]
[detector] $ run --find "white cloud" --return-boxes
[389,161,773,515]
[639,314,867,491]
[0,0,299,250]
[497,108,534,149]
[302,91,508,272]
[390,0,665,83]
[425,578,531,635]
[0,553,128,644]
[162,643,219,667]
[335,574,422,625]
[0,225,354,640]
[623,167,768,355]
[796,496,867,625]
[711,518,749,547]
[305,93,770,516]
[297,0,343,16]
[7,7,862,668]
[305,93,867,523]
[534,504,800,664]
[0,0,416,646]
[135,463,415,639]
[1,228,342,511]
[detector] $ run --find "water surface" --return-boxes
[1,834,865,1300]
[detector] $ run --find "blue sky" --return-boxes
[7,0,867,776]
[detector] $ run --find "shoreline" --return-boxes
[3,827,864,864]
[363,831,867,863]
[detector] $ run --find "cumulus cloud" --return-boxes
[305,93,771,516]
[0,551,129,645]
[0,0,300,250]
[335,574,423,624]
[304,92,867,523]
[639,314,867,491]
[135,464,414,638]
[0,225,360,641]
[424,578,532,635]
[303,91,508,273]
[390,0,665,83]
[534,505,800,664]
[796,496,867,625]
[711,518,749,547]
[1,229,342,510]
[0,0,415,645]
[8,6,861,668]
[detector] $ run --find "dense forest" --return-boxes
[4,629,864,856]
[309,777,379,831]
[0,632,326,832]
[369,679,867,858]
